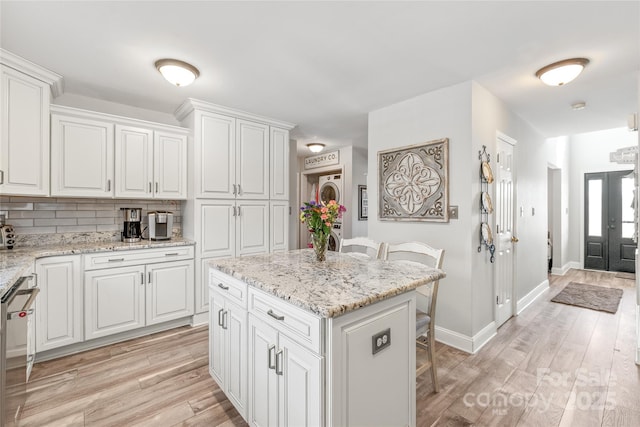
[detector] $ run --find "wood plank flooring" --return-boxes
[21,269,639,426]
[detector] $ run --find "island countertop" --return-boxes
[209,249,446,318]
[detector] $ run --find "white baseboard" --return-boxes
[191,312,209,326]
[551,261,580,276]
[435,321,496,354]
[517,279,549,314]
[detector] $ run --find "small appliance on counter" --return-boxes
[121,208,142,243]
[0,214,15,250]
[148,211,173,241]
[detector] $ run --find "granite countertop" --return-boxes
[209,249,446,318]
[0,238,195,297]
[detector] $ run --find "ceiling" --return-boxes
[1,1,638,155]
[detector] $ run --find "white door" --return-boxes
[154,131,187,199]
[146,260,194,325]
[270,127,290,200]
[237,201,270,256]
[196,257,211,314]
[200,201,236,258]
[237,119,269,199]
[35,255,83,352]
[279,334,322,427]
[226,299,248,418]
[114,124,153,198]
[84,265,145,339]
[51,114,114,197]
[494,133,517,327]
[270,201,289,253]
[209,291,226,386]
[248,314,279,427]
[0,65,50,196]
[198,111,236,198]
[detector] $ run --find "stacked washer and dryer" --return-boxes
[318,173,343,251]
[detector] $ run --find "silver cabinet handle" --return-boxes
[140,272,144,284]
[275,349,283,375]
[237,184,241,195]
[148,272,152,285]
[237,206,241,216]
[155,182,158,193]
[107,179,111,192]
[165,252,179,256]
[267,309,284,321]
[268,345,276,370]
[149,182,152,193]
[232,184,237,195]
[233,206,236,217]
[0,170,4,184]
[108,258,125,262]
[218,308,224,327]
[221,310,228,329]
[218,283,229,291]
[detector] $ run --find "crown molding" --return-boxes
[0,49,64,97]
[175,98,296,130]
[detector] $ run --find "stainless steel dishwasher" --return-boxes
[1,270,38,427]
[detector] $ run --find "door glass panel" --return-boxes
[621,176,635,239]
[588,179,602,237]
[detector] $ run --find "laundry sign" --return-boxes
[304,151,340,170]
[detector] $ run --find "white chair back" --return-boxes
[338,237,384,259]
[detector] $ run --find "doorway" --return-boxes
[584,170,636,272]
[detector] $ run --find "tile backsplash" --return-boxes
[0,196,182,247]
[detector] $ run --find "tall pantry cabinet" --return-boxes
[177,99,294,315]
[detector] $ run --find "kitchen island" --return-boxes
[209,249,445,427]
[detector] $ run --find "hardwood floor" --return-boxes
[22,269,639,426]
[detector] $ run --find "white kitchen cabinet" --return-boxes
[51,111,115,198]
[248,313,322,427]
[84,247,195,340]
[84,265,145,340]
[35,255,83,352]
[0,65,52,196]
[236,119,270,200]
[146,259,194,325]
[236,200,270,256]
[209,273,248,418]
[115,126,187,200]
[270,201,289,253]
[196,111,236,198]
[269,127,290,200]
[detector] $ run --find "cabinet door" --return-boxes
[51,114,114,197]
[114,124,153,199]
[35,255,83,352]
[237,201,269,257]
[197,111,235,198]
[278,335,323,427]
[0,65,50,196]
[248,314,279,427]
[269,127,289,200]
[146,260,194,325]
[84,265,144,340]
[270,202,289,253]
[154,131,187,200]
[200,201,236,258]
[236,119,269,200]
[209,290,226,386]
[226,299,248,418]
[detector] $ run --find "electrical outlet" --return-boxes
[372,328,391,355]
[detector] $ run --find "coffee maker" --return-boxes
[148,211,173,240]
[121,208,142,242]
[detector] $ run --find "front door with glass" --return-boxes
[584,170,636,272]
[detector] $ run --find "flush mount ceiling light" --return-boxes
[571,101,587,110]
[535,58,589,86]
[306,143,325,153]
[155,59,200,87]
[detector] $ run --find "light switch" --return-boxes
[372,328,391,355]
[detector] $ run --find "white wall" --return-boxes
[351,146,368,237]
[546,136,570,271]
[368,80,547,348]
[567,127,638,265]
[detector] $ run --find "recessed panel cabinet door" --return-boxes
[248,314,279,427]
[51,114,114,197]
[236,119,269,200]
[0,65,50,196]
[270,202,289,253]
[269,127,289,200]
[226,299,248,418]
[84,265,145,340]
[146,260,194,325]
[115,124,153,198]
[201,201,236,258]
[237,201,269,256]
[198,111,235,198]
[154,131,187,200]
[209,292,226,386]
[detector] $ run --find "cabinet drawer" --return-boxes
[249,288,322,354]
[84,245,194,270]
[209,269,248,308]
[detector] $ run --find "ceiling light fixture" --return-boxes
[571,101,587,110]
[306,143,325,153]
[155,59,200,87]
[535,58,589,86]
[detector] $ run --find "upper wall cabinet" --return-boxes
[50,105,188,199]
[0,50,62,196]
[236,119,269,200]
[269,127,290,200]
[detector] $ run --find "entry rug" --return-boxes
[551,282,623,314]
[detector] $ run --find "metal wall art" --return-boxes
[378,138,449,222]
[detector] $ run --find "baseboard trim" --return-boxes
[435,321,496,354]
[551,261,580,276]
[517,279,549,314]
[191,312,209,326]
